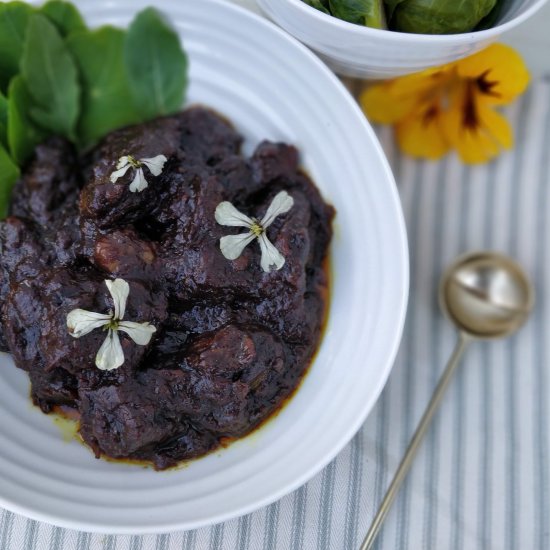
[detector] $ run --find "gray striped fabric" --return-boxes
[1,79,549,550]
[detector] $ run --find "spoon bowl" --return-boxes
[440,251,534,339]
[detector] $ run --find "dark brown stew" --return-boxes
[0,107,334,470]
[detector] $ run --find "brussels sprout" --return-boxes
[302,0,331,14]
[475,0,505,31]
[329,0,387,28]
[386,0,498,34]
[384,0,405,19]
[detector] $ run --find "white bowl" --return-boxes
[0,0,408,533]
[256,0,549,78]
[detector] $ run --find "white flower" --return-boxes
[66,279,156,371]
[110,154,167,193]
[215,190,294,273]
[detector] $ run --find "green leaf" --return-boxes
[390,0,497,34]
[20,13,80,140]
[0,143,20,219]
[68,26,141,149]
[7,75,46,166]
[0,90,7,147]
[40,0,86,37]
[0,2,34,93]
[124,7,188,120]
[329,0,386,28]
[302,0,331,14]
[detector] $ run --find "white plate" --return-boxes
[0,0,408,533]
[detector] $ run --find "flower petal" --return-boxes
[220,232,255,260]
[442,108,499,164]
[260,191,294,228]
[455,44,530,106]
[118,321,156,345]
[389,66,453,97]
[258,233,285,272]
[95,329,125,371]
[141,154,167,176]
[66,309,111,338]
[110,164,131,183]
[361,82,418,124]
[215,201,254,228]
[478,103,513,150]
[396,101,450,160]
[116,156,130,170]
[441,85,508,164]
[105,278,129,320]
[361,67,452,124]
[129,168,148,192]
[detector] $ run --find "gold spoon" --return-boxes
[360,251,534,550]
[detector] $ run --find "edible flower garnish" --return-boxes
[110,154,167,192]
[360,44,530,163]
[215,190,294,273]
[67,279,156,371]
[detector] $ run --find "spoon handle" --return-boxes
[359,333,469,550]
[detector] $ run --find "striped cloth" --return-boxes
[1,79,549,550]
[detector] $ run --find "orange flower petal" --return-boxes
[361,65,455,124]
[457,128,500,163]
[441,90,511,164]
[455,44,530,105]
[360,82,418,124]
[396,103,450,160]
[389,65,453,97]
[362,45,524,164]
[479,106,513,149]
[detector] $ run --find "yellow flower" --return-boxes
[360,44,530,164]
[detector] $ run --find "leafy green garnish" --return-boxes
[68,26,141,149]
[0,2,33,92]
[40,0,86,36]
[0,90,7,147]
[329,0,386,28]
[0,1,188,219]
[124,7,188,120]
[0,144,20,219]
[21,14,80,140]
[7,75,47,166]
[302,0,331,14]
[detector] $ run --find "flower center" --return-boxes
[127,155,142,169]
[105,318,119,331]
[476,70,500,99]
[250,220,264,237]
[462,80,479,130]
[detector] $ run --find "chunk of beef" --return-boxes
[80,116,182,227]
[159,186,312,304]
[250,141,299,186]
[179,107,242,166]
[78,325,287,469]
[93,228,158,281]
[10,137,81,226]
[30,367,79,413]
[2,268,167,375]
